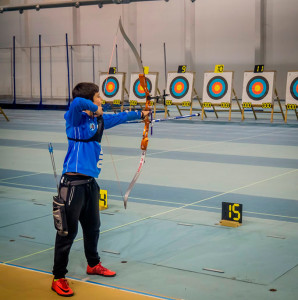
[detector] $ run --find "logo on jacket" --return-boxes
[90,123,96,131]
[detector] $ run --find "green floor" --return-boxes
[0,108,298,299]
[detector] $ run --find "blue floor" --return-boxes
[0,109,298,300]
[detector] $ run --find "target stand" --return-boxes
[241,71,285,122]
[285,71,298,123]
[165,71,202,118]
[128,72,166,118]
[99,72,126,112]
[0,107,9,121]
[201,71,242,121]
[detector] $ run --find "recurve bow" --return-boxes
[119,18,151,209]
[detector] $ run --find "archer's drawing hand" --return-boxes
[93,93,103,116]
[94,106,103,117]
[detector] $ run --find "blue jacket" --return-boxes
[62,97,141,177]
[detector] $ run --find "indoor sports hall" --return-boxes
[0,1,297,299]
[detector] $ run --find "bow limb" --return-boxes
[119,17,151,209]
[118,18,143,74]
[123,150,146,209]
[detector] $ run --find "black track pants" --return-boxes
[52,174,101,278]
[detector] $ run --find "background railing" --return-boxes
[0,35,100,108]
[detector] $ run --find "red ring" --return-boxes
[174,82,184,93]
[252,82,264,95]
[212,82,223,94]
[137,84,145,93]
[106,82,115,92]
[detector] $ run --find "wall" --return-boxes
[0,0,297,99]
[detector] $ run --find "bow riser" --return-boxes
[139,75,151,151]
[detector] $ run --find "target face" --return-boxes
[129,73,158,103]
[202,72,233,104]
[242,72,275,104]
[207,76,228,100]
[102,76,119,98]
[290,78,298,100]
[246,76,269,101]
[165,72,194,104]
[133,78,152,99]
[169,76,189,99]
[285,72,298,104]
[99,73,125,103]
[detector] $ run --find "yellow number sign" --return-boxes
[254,65,264,73]
[182,101,191,107]
[262,103,272,109]
[214,65,224,73]
[286,104,297,110]
[109,67,116,74]
[99,189,108,210]
[130,100,138,106]
[203,102,212,108]
[178,65,187,73]
[229,204,241,221]
[242,102,252,108]
[222,202,242,223]
[221,102,230,108]
[144,66,149,75]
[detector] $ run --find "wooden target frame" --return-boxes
[201,71,242,121]
[241,71,284,122]
[99,72,126,112]
[164,71,204,118]
[0,107,9,121]
[128,72,163,118]
[285,71,298,122]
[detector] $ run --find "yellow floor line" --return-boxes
[0,264,176,300]
[109,194,298,220]
[0,181,57,190]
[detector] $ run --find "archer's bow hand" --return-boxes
[141,110,150,120]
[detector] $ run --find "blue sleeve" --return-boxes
[103,111,142,129]
[65,97,98,126]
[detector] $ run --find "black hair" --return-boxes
[72,82,99,102]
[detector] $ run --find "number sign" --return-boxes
[222,202,243,223]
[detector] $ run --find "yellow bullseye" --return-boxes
[214,84,220,92]
[255,85,261,92]
[177,84,182,91]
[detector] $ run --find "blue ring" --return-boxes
[102,76,119,98]
[248,78,267,98]
[246,76,269,100]
[169,76,189,99]
[133,78,152,99]
[290,77,298,100]
[207,77,227,99]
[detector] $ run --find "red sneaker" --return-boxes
[86,262,116,277]
[52,278,74,297]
